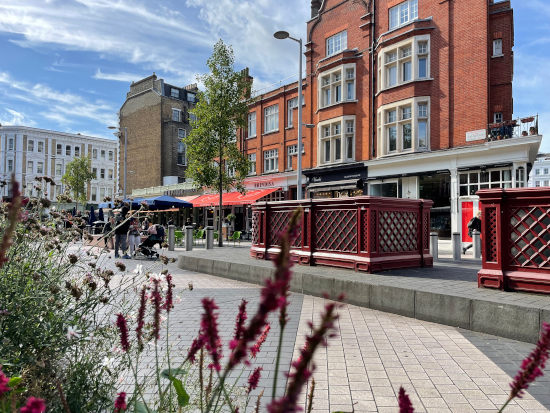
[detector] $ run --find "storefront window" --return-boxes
[459,168,513,195]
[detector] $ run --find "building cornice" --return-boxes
[0,125,117,145]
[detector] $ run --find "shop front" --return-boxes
[303,163,368,199]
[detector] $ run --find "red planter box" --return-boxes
[251,196,433,273]
[478,188,550,293]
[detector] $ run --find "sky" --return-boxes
[0,0,548,152]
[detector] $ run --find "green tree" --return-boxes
[61,155,95,210]
[185,39,251,246]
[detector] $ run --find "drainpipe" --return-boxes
[370,0,376,159]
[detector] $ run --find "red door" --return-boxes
[461,201,473,242]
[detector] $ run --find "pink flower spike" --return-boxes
[201,298,222,371]
[135,285,147,351]
[251,324,270,358]
[116,313,130,352]
[232,299,248,345]
[114,391,127,412]
[247,367,262,393]
[20,397,46,413]
[163,273,174,313]
[508,322,550,400]
[0,369,11,395]
[151,278,163,341]
[398,386,414,413]
[187,336,205,363]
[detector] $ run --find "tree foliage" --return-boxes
[185,39,251,193]
[61,155,95,207]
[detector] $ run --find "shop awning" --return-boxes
[191,188,281,207]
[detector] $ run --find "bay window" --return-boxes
[318,64,356,109]
[318,116,355,165]
[264,105,278,134]
[263,149,278,173]
[378,35,430,92]
[377,97,430,156]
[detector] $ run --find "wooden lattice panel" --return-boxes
[314,209,357,252]
[251,211,261,245]
[361,211,369,252]
[423,212,430,250]
[379,211,418,253]
[485,207,498,262]
[370,211,377,252]
[509,206,550,268]
[269,211,291,246]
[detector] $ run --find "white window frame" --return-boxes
[27,160,34,174]
[263,149,279,173]
[389,0,418,30]
[36,162,44,174]
[377,35,430,93]
[27,140,34,152]
[57,144,62,155]
[177,141,187,166]
[492,39,503,57]
[326,30,347,57]
[318,63,356,109]
[108,151,113,161]
[171,88,179,98]
[66,145,71,156]
[55,163,62,176]
[248,153,256,175]
[377,96,430,157]
[172,108,181,122]
[7,159,13,172]
[92,148,97,159]
[494,112,503,123]
[37,141,44,153]
[108,169,113,180]
[101,149,105,159]
[91,187,97,202]
[247,112,257,138]
[8,138,14,151]
[92,167,98,179]
[459,168,513,196]
[317,116,356,166]
[287,97,298,128]
[100,168,105,179]
[74,146,80,157]
[264,105,279,134]
[286,143,305,170]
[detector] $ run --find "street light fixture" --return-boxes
[108,125,128,200]
[274,30,305,200]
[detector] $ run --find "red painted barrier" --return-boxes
[477,188,550,293]
[251,196,433,272]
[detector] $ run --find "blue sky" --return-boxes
[0,0,548,151]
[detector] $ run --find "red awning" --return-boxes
[191,188,280,208]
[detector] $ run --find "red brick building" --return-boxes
[240,0,541,238]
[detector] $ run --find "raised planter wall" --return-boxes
[478,188,550,293]
[251,196,433,272]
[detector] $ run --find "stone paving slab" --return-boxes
[177,245,550,344]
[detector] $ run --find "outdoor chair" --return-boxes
[214,231,219,241]
[229,231,241,246]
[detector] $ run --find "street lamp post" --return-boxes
[108,126,128,200]
[274,30,304,200]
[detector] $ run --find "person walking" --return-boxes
[103,216,115,250]
[114,205,131,259]
[127,217,141,257]
[463,210,482,254]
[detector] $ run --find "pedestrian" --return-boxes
[114,205,131,259]
[127,217,141,257]
[103,216,115,250]
[463,210,482,254]
[142,217,150,231]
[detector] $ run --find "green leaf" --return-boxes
[160,368,187,378]
[134,401,153,413]
[8,376,22,387]
[166,375,190,407]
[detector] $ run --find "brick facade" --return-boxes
[119,74,197,194]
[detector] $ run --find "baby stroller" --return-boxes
[137,225,165,259]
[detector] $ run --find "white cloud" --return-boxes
[0,71,117,127]
[93,69,145,83]
[0,108,36,126]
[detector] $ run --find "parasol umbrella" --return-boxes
[141,195,193,210]
[98,208,104,222]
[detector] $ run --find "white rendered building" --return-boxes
[0,125,118,204]
[528,153,550,187]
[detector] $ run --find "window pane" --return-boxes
[387,110,396,123]
[418,103,428,117]
[469,172,479,184]
[335,138,341,160]
[403,123,412,149]
[459,174,468,185]
[389,7,399,29]
[402,107,412,120]
[335,85,341,102]
[324,140,331,162]
[324,89,331,106]
[388,126,397,151]
[347,136,353,159]
[418,57,427,78]
[388,65,397,86]
[346,82,354,100]
[490,170,500,182]
[403,60,412,81]
[399,3,409,24]
[418,120,427,148]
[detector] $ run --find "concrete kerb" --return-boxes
[177,255,547,344]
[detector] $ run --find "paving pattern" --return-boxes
[89,244,550,412]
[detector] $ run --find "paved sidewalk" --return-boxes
[88,244,549,412]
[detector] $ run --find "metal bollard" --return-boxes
[430,232,439,261]
[168,225,175,251]
[206,226,214,249]
[452,232,461,261]
[185,225,193,251]
[472,229,481,259]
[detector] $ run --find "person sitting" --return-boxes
[463,211,482,254]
